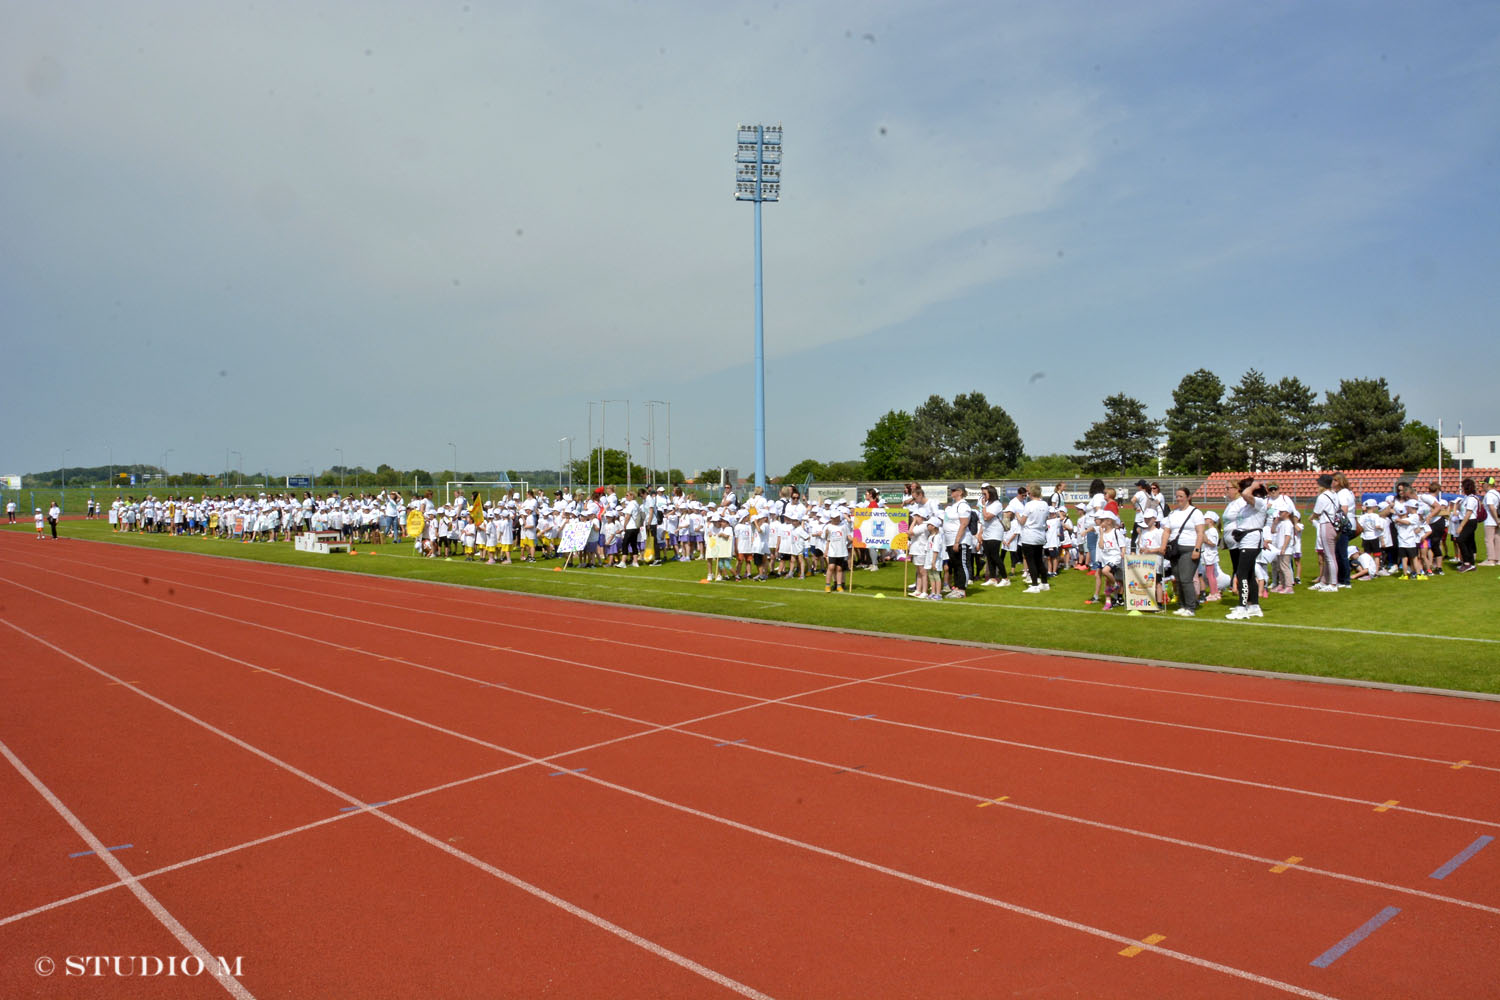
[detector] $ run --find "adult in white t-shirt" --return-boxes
[941,485,972,595]
[1483,479,1500,567]
[978,484,1005,585]
[1310,474,1343,591]
[1164,487,1206,614]
[1018,484,1052,592]
[1224,477,1269,618]
[1452,477,1481,571]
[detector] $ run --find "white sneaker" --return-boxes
[1039,583,1050,592]
[997,578,1010,587]
[1024,585,1042,594]
[1226,607,1248,620]
[1244,605,1264,617]
[1173,608,1195,617]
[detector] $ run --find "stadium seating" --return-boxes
[1191,470,1404,504]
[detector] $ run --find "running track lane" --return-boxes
[2,542,1500,995]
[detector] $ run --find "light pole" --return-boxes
[646,400,671,491]
[448,442,458,482]
[161,448,173,488]
[558,437,573,493]
[735,122,781,492]
[336,448,344,492]
[62,448,70,490]
[603,400,630,491]
[586,402,598,494]
[232,451,242,490]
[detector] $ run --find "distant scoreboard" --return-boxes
[287,476,312,488]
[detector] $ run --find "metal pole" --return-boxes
[232,451,242,490]
[666,401,672,495]
[448,442,458,482]
[62,449,69,491]
[753,187,766,492]
[336,447,344,492]
[601,400,608,489]
[626,401,632,493]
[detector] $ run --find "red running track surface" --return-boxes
[1,533,1498,998]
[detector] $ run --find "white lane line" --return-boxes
[1,620,1337,1000]
[0,737,256,1000]
[19,554,1492,773]
[7,569,1494,829]
[0,619,777,1000]
[31,546,1500,743]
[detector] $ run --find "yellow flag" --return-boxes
[471,490,485,527]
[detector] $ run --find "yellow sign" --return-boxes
[852,507,909,551]
[405,509,425,538]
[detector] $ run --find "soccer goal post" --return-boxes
[445,481,528,506]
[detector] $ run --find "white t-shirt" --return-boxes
[1019,498,1049,546]
[1313,490,1341,528]
[1164,507,1204,551]
[981,500,1005,541]
[942,499,971,548]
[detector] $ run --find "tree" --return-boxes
[1227,369,1281,470]
[1012,453,1083,480]
[822,459,867,480]
[1163,369,1230,474]
[783,458,825,484]
[862,410,913,479]
[1074,393,1160,473]
[568,448,645,487]
[1319,378,1410,469]
[900,392,1023,479]
[1399,420,1451,471]
[1271,376,1323,470]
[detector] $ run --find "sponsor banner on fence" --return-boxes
[853,507,909,551]
[1,475,20,490]
[1123,553,1162,612]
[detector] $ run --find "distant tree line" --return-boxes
[779,374,1449,482]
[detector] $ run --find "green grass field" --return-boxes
[9,519,1498,695]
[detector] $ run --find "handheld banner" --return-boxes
[1123,553,1162,612]
[405,509,425,539]
[853,507,909,551]
[558,521,591,554]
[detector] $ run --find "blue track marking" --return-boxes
[548,767,588,777]
[849,714,876,721]
[1310,906,1400,968]
[713,739,747,747]
[1430,836,1494,880]
[70,843,132,858]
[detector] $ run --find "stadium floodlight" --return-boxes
[735,122,782,491]
[62,448,69,490]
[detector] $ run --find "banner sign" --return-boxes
[405,509,425,538]
[287,476,312,488]
[558,521,592,554]
[1,475,20,490]
[1123,554,1162,612]
[853,507,909,551]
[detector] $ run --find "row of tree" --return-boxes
[784,374,1447,483]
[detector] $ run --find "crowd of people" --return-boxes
[36,472,1500,616]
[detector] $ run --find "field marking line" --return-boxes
[0,619,1338,1000]
[9,567,1496,831]
[0,619,778,1000]
[0,737,255,1000]
[1309,906,1400,968]
[1430,836,1494,880]
[18,553,1491,774]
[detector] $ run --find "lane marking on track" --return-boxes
[548,767,588,777]
[714,739,747,748]
[1309,906,1400,968]
[1375,800,1399,812]
[1,619,1342,1000]
[1270,857,1303,874]
[0,620,777,1000]
[1119,933,1166,958]
[976,796,1010,808]
[1430,836,1494,881]
[1452,760,1471,770]
[26,548,1500,750]
[8,567,1499,835]
[0,739,256,1000]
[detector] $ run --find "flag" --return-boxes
[471,490,485,527]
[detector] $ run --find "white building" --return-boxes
[1439,433,1500,468]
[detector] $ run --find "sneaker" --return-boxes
[1244,605,1264,617]
[1415,574,1430,582]
[948,590,967,599]
[1226,607,1247,620]
[1024,585,1042,594]
[1102,598,1114,610]
[1039,583,1050,592]
[1173,608,1195,617]
[1084,597,1097,605]
[825,584,833,592]
[997,578,1010,587]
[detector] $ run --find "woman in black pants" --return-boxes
[978,484,1006,584]
[1454,478,1480,571]
[1225,477,1269,620]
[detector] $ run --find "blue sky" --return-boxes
[3,0,1497,482]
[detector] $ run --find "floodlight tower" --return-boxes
[735,122,782,492]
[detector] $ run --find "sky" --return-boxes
[4,0,1498,483]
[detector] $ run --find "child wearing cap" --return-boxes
[824,509,851,592]
[35,507,46,539]
[1093,510,1126,608]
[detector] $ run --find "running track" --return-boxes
[2,534,1498,998]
